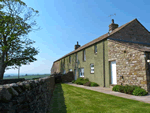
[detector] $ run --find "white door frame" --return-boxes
[110,61,117,85]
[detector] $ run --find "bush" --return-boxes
[83,81,91,86]
[112,85,120,92]
[76,77,84,81]
[132,88,148,96]
[72,80,75,83]
[75,77,88,85]
[118,85,124,93]
[84,78,89,81]
[90,82,99,87]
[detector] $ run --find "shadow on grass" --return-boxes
[47,83,67,113]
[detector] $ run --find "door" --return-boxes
[74,69,77,80]
[79,68,84,77]
[110,61,117,84]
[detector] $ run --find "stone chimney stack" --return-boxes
[75,41,80,50]
[109,19,119,33]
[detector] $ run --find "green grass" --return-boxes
[48,83,150,113]
[3,74,50,80]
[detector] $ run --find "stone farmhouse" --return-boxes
[51,18,150,92]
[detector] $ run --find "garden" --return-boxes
[72,77,148,96]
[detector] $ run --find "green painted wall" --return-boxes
[57,39,110,87]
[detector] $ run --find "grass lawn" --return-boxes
[48,83,150,113]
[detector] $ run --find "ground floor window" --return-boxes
[79,68,84,77]
[63,70,66,74]
[69,69,72,72]
[90,64,94,73]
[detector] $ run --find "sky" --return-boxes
[4,0,150,75]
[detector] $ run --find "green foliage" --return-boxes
[76,77,84,81]
[83,81,91,86]
[84,78,89,81]
[112,84,148,96]
[90,82,99,87]
[72,80,75,83]
[75,77,89,85]
[132,88,148,96]
[112,85,121,92]
[0,0,40,79]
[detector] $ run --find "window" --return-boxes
[69,56,71,63]
[94,45,97,53]
[90,64,94,73]
[69,69,72,72]
[79,68,84,77]
[76,53,78,62]
[63,70,66,74]
[83,50,86,61]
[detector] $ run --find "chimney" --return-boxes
[109,19,118,33]
[75,41,80,50]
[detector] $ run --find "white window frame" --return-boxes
[79,68,84,77]
[90,64,94,73]
[69,69,72,72]
[83,50,86,61]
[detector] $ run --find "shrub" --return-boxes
[75,80,83,85]
[132,88,148,96]
[76,77,84,81]
[83,81,91,86]
[72,80,75,83]
[112,85,121,92]
[90,82,99,87]
[118,85,124,93]
[75,77,87,85]
[84,78,89,81]
[123,85,135,94]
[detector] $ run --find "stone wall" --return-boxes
[0,76,55,113]
[52,72,74,83]
[108,40,148,91]
[0,78,25,85]
[145,52,150,92]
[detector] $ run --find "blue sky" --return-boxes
[4,0,150,75]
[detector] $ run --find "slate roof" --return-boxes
[108,39,150,52]
[54,18,148,63]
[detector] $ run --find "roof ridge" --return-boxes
[54,18,139,62]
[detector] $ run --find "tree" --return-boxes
[0,0,40,79]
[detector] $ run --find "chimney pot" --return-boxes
[109,19,118,32]
[75,41,80,50]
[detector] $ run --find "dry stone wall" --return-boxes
[0,78,25,85]
[0,76,55,113]
[108,40,148,91]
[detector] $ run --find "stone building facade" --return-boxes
[108,40,150,91]
[51,18,150,92]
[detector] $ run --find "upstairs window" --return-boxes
[69,69,72,72]
[94,45,97,53]
[69,56,71,63]
[83,49,86,61]
[90,64,94,73]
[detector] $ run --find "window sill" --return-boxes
[90,73,94,74]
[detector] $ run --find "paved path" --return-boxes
[65,82,150,104]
